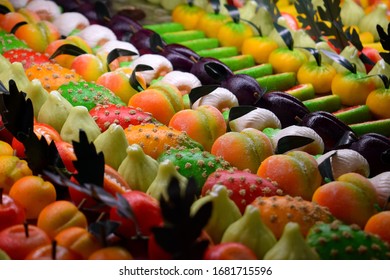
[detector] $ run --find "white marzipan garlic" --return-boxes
[25,0,62,21]
[130,54,173,85]
[9,0,30,9]
[272,125,324,155]
[316,149,370,179]
[52,12,90,36]
[77,24,117,48]
[191,87,238,111]
[161,71,201,95]
[229,107,281,132]
[369,172,390,210]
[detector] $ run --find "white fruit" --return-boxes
[52,12,90,36]
[130,54,173,85]
[229,108,281,132]
[191,87,238,112]
[161,71,201,95]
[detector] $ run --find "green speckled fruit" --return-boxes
[0,30,29,54]
[306,220,390,260]
[157,147,233,192]
[58,80,125,110]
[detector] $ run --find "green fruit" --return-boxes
[306,220,390,260]
[157,147,232,192]
[303,95,342,113]
[234,63,273,79]
[220,54,255,72]
[58,80,125,110]
[256,72,297,92]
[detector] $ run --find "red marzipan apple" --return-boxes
[0,189,26,231]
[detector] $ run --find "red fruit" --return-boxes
[201,169,284,214]
[2,48,52,69]
[109,190,163,239]
[89,104,157,132]
[203,242,257,260]
[0,190,26,231]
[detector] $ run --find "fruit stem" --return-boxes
[24,221,29,238]
[51,240,57,260]
[77,198,87,210]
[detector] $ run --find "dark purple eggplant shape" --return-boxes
[221,74,264,105]
[255,91,310,129]
[297,111,358,152]
[348,133,390,177]
[190,57,233,85]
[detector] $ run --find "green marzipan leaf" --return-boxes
[49,44,87,59]
[275,135,314,154]
[318,150,337,182]
[189,85,219,107]
[129,64,153,92]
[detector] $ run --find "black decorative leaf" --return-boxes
[24,133,67,176]
[151,177,212,259]
[258,0,281,22]
[318,151,337,182]
[316,0,349,51]
[95,0,111,23]
[294,0,322,41]
[241,18,262,36]
[321,49,356,73]
[274,21,294,50]
[210,0,220,14]
[224,4,240,23]
[275,135,314,154]
[0,80,33,143]
[129,64,153,92]
[228,105,257,122]
[204,61,231,82]
[377,24,390,51]
[106,48,138,69]
[0,4,11,14]
[10,21,27,34]
[301,47,322,66]
[335,130,358,148]
[72,130,105,188]
[149,32,166,53]
[188,85,219,108]
[381,148,390,164]
[49,44,87,59]
[89,220,120,246]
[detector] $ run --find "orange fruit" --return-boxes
[37,200,88,239]
[88,247,133,260]
[171,3,205,30]
[0,155,33,194]
[241,36,279,64]
[217,21,254,51]
[364,211,390,244]
[366,87,390,119]
[124,123,202,159]
[25,62,81,92]
[268,47,308,74]
[0,140,14,156]
[9,175,57,220]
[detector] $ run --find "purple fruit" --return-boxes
[129,29,166,54]
[348,133,390,177]
[298,111,357,152]
[190,57,233,85]
[160,49,196,72]
[163,44,200,61]
[53,0,86,12]
[106,14,143,41]
[221,74,264,105]
[256,91,310,129]
[116,7,146,21]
